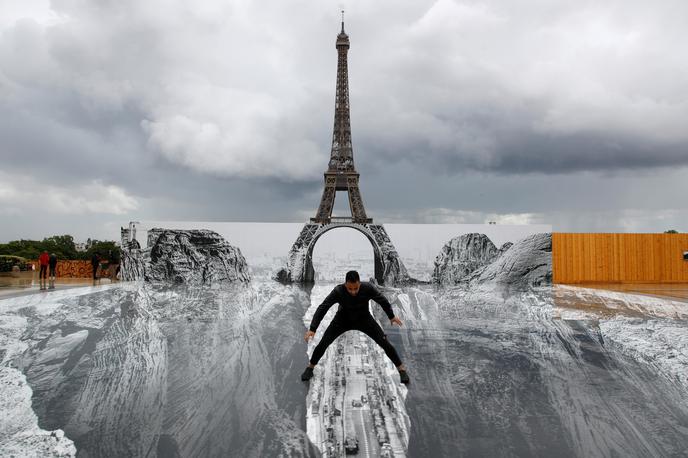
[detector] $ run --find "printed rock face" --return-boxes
[432,233,500,285]
[433,233,552,288]
[1,282,316,457]
[123,229,251,285]
[469,232,552,287]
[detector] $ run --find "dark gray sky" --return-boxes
[1,0,687,242]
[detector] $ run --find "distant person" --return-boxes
[301,270,410,384]
[48,253,58,289]
[110,249,121,282]
[91,252,100,282]
[38,251,49,290]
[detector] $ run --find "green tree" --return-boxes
[665,229,679,234]
[0,235,120,261]
[80,240,121,263]
[42,235,78,259]
[0,239,42,260]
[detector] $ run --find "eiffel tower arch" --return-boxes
[280,222,410,285]
[278,18,411,286]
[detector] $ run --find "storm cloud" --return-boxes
[1,0,687,240]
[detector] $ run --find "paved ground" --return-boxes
[574,283,688,303]
[0,274,116,300]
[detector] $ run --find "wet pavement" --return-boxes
[574,283,688,303]
[0,272,116,300]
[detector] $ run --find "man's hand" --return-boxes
[304,330,315,342]
[390,316,403,327]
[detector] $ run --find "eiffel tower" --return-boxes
[311,18,371,225]
[279,16,410,285]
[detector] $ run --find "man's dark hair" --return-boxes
[345,270,360,283]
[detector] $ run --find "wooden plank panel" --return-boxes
[637,235,646,282]
[589,234,597,281]
[612,234,626,279]
[660,235,670,282]
[552,233,688,284]
[552,233,560,283]
[633,235,642,282]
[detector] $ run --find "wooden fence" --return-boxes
[553,233,688,284]
[28,260,119,279]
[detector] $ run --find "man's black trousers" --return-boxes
[310,313,403,367]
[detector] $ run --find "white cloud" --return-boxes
[1,0,688,235]
[0,0,64,29]
[141,107,323,181]
[0,172,139,216]
[357,0,688,167]
[4,0,688,182]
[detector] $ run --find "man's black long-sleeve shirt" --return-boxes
[308,282,395,332]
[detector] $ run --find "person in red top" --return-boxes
[38,251,49,290]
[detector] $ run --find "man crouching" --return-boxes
[301,270,409,384]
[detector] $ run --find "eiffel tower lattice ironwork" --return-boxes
[312,18,371,224]
[277,17,412,286]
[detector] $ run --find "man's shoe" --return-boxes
[399,369,410,384]
[301,367,314,381]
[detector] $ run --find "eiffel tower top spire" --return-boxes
[329,10,354,172]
